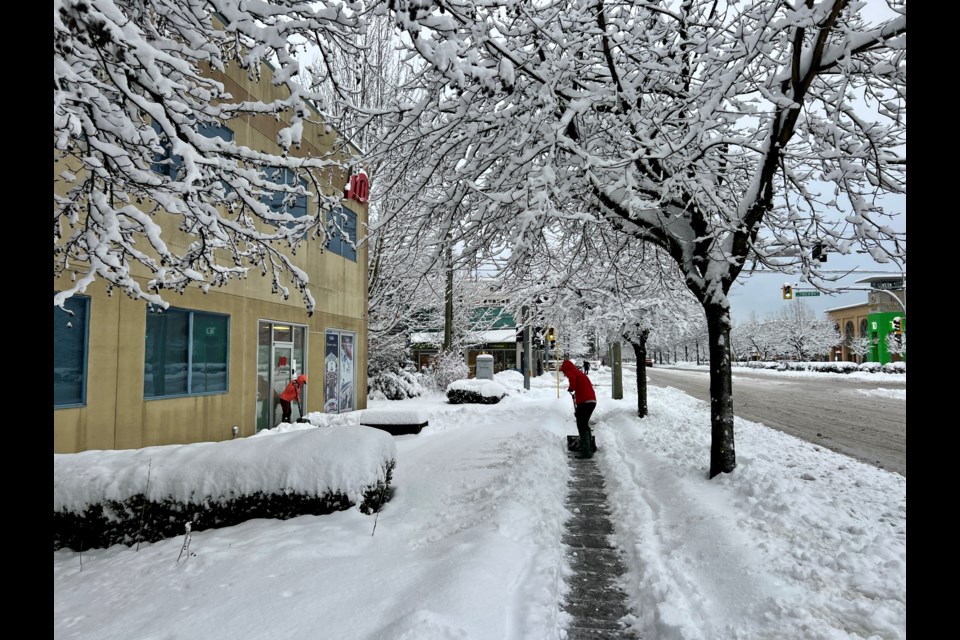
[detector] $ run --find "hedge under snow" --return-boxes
[446,378,508,404]
[53,426,397,550]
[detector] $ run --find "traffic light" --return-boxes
[782,285,793,300]
[892,317,902,335]
[812,243,827,262]
[546,327,556,348]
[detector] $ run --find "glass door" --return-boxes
[256,321,307,431]
[272,343,293,425]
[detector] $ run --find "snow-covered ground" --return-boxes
[54,366,906,640]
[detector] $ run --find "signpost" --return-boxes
[795,291,821,297]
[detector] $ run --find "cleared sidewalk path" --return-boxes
[561,454,641,639]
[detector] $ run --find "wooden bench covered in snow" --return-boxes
[360,409,428,435]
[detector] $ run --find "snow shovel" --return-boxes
[295,396,311,423]
[566,434,598,452]
[565,391,598,452]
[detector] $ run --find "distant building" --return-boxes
[410,304,520,376]
[825,274,905,364]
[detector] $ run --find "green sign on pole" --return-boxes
[795,291,821,297]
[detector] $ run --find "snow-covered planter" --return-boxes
[360,409,428,435]
[53,426,396,551]
[859,361,883,373]
[446,378,508,405]
[882,361,906,374]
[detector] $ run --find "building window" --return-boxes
[144,307,229,398]
[151,120,234,177]
[263,167,308,220]
[327,205,357,261]
[197,122,234,143]
[54,296,89,407]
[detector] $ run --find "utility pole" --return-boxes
[522,305,531,390]
[443,244,453,351]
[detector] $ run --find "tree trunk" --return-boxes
[627,332,649,418]
[705,303,736,478]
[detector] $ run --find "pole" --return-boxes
[522,306,531,390]
[555,326,561,398]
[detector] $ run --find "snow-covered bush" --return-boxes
[368,367,426,401]
[859,361,883,373]
[53,427,396,550]
[736,361,782,370]
[808,361,858,374]
[429,350,469,391]
[446,378,508,405]
[882,361,906,374]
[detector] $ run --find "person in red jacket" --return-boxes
[279,374,307,424]
[560,360,597,458]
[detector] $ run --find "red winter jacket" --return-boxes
[560,360,596,405]
[280,375,307,402]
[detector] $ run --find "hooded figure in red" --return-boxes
[279,374,307,424]
[560,360,597,458]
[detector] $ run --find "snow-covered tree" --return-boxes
[54,0,369,312]
[369,0,905,476]
[847,333,874,362]
[304,12,450,369]
[493,219,703,417]
[885,331,905,359]
[768,302,841,360]
[428,349,470,391]
[733,314,781,362]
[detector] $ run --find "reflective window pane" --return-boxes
[53,296,88,406]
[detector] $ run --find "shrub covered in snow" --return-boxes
[806,361,859,374]
[736,359,901,375]
[446,378,508,405]
[429,350,470,391]
[368,367,426,401]
[736,361,782,370]
[882,361,906,374]
[53,427,396,550]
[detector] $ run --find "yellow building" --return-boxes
[826,276,906,364]
[826,302,872,362]
[54,60,369,453]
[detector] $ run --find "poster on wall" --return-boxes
[324,331,339,413]
[340,333,355,412]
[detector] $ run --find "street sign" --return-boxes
[795,291,820,297]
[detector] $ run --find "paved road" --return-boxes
[644,366,907,477]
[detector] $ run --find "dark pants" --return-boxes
[279,399,292,423]
[575,402,596,451]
